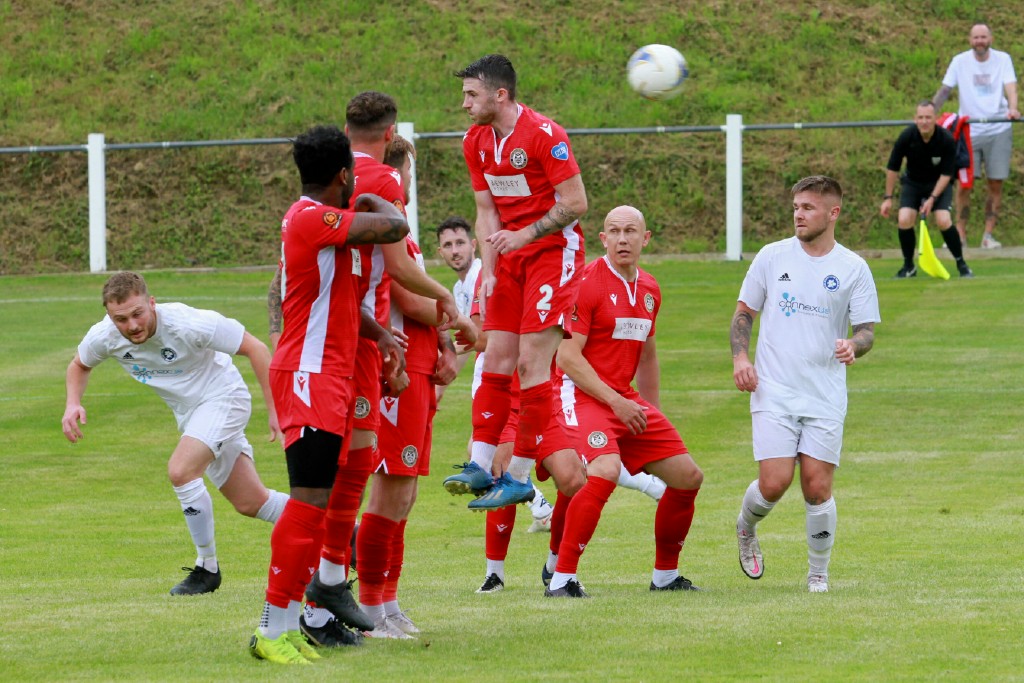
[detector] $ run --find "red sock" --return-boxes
[485,505,517,561]
[514,383,552,461]
[382,519,407,604]
[355,512,398,607]
[299,515,326,598]
[549,490,571,555]
[321,447,373,569]
[555,476,615,574]
[472,373,513,446]
[265,499,324,608]
[654,487,699,570]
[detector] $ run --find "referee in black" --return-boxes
[880,100,973,278]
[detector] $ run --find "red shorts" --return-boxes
[501,404,578,482]
[270,369,354,449]
[483,246,584,335]
[351,337,382,432]
[563,391,687,475]
[375,371,435,477]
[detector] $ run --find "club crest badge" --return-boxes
[587,431,608,448]
[160,348,177,362]
[645,293,655,312]
[510,147,528,169]
[354,396,371,419]
[401,445,418,467]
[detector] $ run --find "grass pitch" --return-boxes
[1,259,1021,680]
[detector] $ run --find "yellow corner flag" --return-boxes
[917,219,950,280]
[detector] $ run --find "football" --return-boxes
[627,44,689,101]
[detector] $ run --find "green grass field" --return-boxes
[2,259,1022,681]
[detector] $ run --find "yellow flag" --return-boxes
[917,219,950,280]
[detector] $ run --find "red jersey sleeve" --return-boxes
[462,130,489,193]
[570,272,598,337]
[529,118,580,190]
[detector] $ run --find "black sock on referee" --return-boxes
[941,227,965,261]
[898,228,916,267]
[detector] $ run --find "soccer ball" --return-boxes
[627,44,689,101]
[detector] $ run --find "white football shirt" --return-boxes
[453,258,482,318]
[78,302,247,429]
[738,237,880,421]
[942,48,1018,137]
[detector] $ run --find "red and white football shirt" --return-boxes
[271,197,361,377]
[462,103,583,258]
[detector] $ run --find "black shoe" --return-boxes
[544,578,590,598]
[957,261,974,278]
[169,565,222,596]
[299,614,364,647]
[304,572,375,632]
[476,573,505,594]
[895,265,917,278]
[541,563,553,587]
[650,575,701,591]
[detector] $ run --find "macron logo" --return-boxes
[482,411,494,419]
[496,524,509,533]
[578,543,587,552]
[537,311,549,322]
[540,123,553,137]
[271,566,281,575]
[535,435,544,445]
[610,293,617,305]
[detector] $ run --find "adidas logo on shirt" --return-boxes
[122,352,135,360]
[778,273,791,282]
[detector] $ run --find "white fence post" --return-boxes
[87,133,107,272]
[725,114,743,261]
[396,121,419,245]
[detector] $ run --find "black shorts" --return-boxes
[285,426,343,489]
[899,177,953,213]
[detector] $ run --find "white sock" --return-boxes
[806,497,837,576]
[507,455,533,483]
[486,559,505,581]
[738,480,776,534]
[258,601,288,639]
[470,441,497,471]
[303,603,333,628]
[285,599,302,631]
[318,558,347,586]
[617,469,667,501]
[360,602,385,624]
[173,478,217,572]
[545,551,558,574]
[651,568,679,588]
[255,489,288,522]
[383,599,402,617]
[549,571,574,591]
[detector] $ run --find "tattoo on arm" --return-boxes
[348,216,408,244]
[268,269,282,337]
[731,311,753,358]
[850,322,875,358]
[528,203,578,241]
[932,85,952,108]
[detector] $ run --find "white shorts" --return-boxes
[751,411,843,466]
[181,391,254,489]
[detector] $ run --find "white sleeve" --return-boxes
[737,249,768,312]
[77,320,112,368]
[942,56,959,89]
[849,262,881,326]
[1004,54,1017,84]
[185,306,246,355]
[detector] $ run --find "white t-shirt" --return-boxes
[453,258,482,317]
[78,302,247,429]
[942,48,1018,137]
[738,237,880,421]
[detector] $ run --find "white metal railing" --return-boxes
[6,116,1017,272]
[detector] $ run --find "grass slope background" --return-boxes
[2,0,1024,274]
[1,261,1022,680]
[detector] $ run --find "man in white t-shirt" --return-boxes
[62,271,288,596]
[933,23,1020,249]
[730,176,880,593]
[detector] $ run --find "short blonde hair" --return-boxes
[102,271,148,307]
